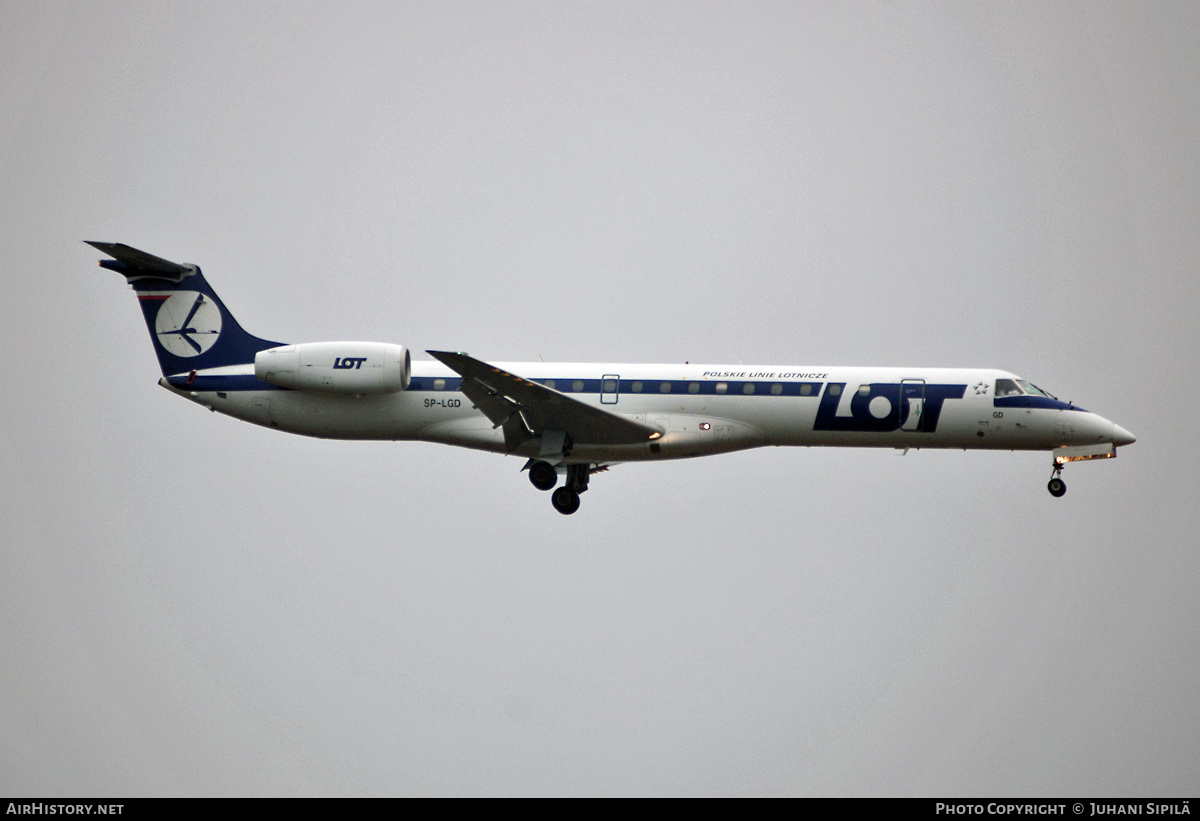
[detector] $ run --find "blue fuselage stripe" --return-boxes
[170,374,1087,415]
[993,396,1087,412]
[406,377,827,397]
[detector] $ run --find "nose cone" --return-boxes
[1112,424,1137,447]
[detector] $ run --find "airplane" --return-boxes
[90,241,1136,515]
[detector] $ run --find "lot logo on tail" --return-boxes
[153,291,222,357]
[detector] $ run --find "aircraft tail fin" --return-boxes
[89,242,284,376]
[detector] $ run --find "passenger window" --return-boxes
[688,382,700,394]
[572,380,584,392]
[659,381,671,393]
[602,379,617,392]
[827,384,842,396]
[743,383,755,395]
[544,379,556,390]
[433,378,446,391]
[715,383,728,394]
[631,381,643,393]
[800,384,812,396]
[857,385,871,396]
[995,378,1022,397]
[771,383,783,395]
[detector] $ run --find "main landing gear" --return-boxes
[1047,459,1067,498]
[552,486,581,515]
[528,460,558,491]
[527,460,593,515]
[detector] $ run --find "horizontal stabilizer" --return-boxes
[86,241,194,282]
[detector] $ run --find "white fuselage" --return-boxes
[164,360,1125,465]
[90,240,1133,512]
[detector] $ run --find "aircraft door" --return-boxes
[601,374,619,404]
[901,379,925,432]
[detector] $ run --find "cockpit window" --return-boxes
[995,378,1022,397]
[1016,379,1057,399]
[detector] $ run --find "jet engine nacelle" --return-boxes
[255,341,411,395]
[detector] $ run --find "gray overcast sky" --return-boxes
[1,1,1197,796]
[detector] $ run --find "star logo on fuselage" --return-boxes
[154,291,222,357]
[973,381,990,395]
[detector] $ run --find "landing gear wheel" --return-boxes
[1047,477,1066,497]
[551,487,580,515]
[528,460,558,491]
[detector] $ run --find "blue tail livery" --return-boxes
[89,241,284,376]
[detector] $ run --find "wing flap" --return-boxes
[427,351,660,446]
[454,370,537,451]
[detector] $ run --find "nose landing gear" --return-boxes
[1047,459,1067,497]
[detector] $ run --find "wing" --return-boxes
[426,351,661,451]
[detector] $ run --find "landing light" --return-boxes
[1055,452,1115,465]
[1053,443,1116,465]
[648,431,662,440]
